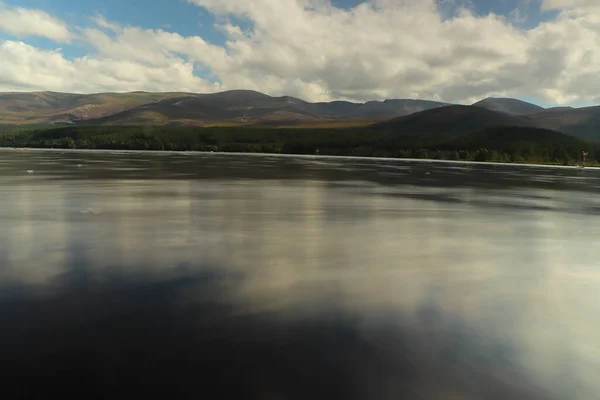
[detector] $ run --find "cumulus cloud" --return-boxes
[82,20,229,70]
[182,0,600,103]
[0,3,72,42]
[0,41,218,93]
[185,0,529,102]
[2,0,600,105]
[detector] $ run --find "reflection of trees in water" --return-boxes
[4,151,600,197]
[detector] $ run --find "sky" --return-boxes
[0,0,598,106]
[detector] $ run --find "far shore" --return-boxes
[2,146,597,170]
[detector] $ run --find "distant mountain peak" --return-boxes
[546,106,574,110]
[472,97,544,115]
[371,104,533,134]
[218,89,272,97]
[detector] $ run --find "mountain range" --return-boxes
[1,90,599,141]
[0,90,448,126]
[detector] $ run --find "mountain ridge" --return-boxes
[4,90,600,141]
[0,90,451,126]
[472,97,545,115]
[371,105,535,135]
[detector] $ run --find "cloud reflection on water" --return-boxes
[0,151,599,399]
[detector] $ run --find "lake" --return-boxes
[1,149,599,399]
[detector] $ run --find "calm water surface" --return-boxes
[1,149,600,399]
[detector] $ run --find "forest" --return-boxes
[0,125,596,166]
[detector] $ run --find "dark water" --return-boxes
[1,149,600,399]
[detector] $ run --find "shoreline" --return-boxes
[2,146,598,170]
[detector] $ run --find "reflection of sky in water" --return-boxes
[0,150,600,398]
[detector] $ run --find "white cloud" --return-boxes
[509,0,531,24]
[540,0,600,11]
[0,3,71,42]
[0,40,218,93]
[182,0,600,104]
[2,0,600,105]
[186,0,532,102]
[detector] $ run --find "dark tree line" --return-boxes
[0,125,596,166]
